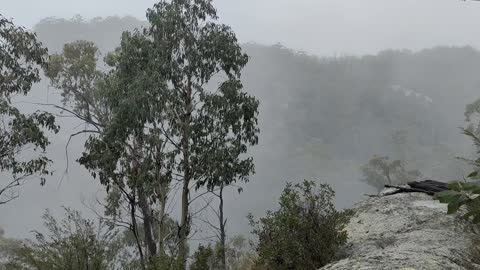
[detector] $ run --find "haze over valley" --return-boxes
[2,2,480,269]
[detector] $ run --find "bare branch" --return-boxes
[58,129,100,189]
[18,101,104,131]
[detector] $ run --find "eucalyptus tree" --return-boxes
[46,40,169,269]
[77,32,176,265]
[207,151,257,270]
[0,15,58,204]
[196,65,259,269]
[142,1,259,267]
[46,1,259,268]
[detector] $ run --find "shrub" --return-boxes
[189,235,256,270]
[248,180,353,270]
[3,208,123,270]
[435,129,480,224]
[190,245,218,270]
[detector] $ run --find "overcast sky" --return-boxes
[3,0,480,56]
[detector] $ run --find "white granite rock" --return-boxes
[320,192,480,270]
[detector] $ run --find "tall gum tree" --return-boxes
[143,1,259,268]
[45,1,259,268]
[46,39,169,269]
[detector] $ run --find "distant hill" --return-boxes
[242,44,478,162]
[5,15,473,237]
[34,15,146,53]
[33,17,480,164]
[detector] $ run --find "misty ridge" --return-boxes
[30,15,477,198]
[2,3,480,269]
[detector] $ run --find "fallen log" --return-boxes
[407,180,449,193]
[364,180,449,197]
[383,184,435,196]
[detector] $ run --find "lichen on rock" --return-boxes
[320,190,480,270]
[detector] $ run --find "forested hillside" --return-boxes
[1,15,477,239]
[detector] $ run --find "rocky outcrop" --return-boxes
[321,189,480,270]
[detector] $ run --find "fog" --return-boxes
[1,0,480,249]
[4,0,480,56]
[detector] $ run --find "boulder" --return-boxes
[321,189,480,270]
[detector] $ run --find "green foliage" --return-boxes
[189,236,256,270]
[46,40,107,129]
[190,245,218,270]
[0,228,20,270]
[112,209,181,269]
[46,4,259,267]
[224,235,256,270]
[1,15,47,95]
[137,3,260,266]
[133,0,260,191]
[435,181,480,218]
[0,14,59,204]
[361,155,422,191]
[48,1,260,268]
[434,128,480,224]
[46,40,107,131]
[112,217,180,270]
[3,208,124,270]
[433,94,480,223]
[248,180,353,270]
[46,38,171,269]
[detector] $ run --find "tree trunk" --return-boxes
[132,135,157,264]
[178,177,190,269]
[218,183,227,270]
[130,195,146,270]
[157,185,168,257]
[178,83,193,270]
[153,128,169,259]
[138,190,157,259]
